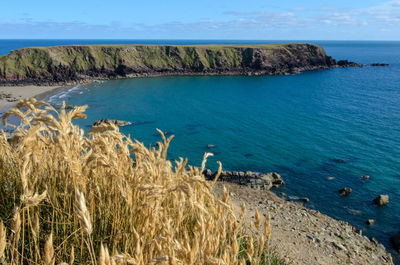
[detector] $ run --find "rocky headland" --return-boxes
[0,43,359,85]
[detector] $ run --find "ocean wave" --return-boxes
[48,85,82,104]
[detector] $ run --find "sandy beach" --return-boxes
[0,85,67,113]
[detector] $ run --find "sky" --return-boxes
[1,0,400,40]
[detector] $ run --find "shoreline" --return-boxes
[0,84,73,113]
[0,64,352,87]
[214,181,394,264]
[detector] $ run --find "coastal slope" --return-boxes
[0,44,357,85]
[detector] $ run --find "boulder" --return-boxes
[373,194,389,206]
[260,172,285,188]
[390,232,400,251]
[245,171,253,177]
[338,187,352,196]
[203,169,213,179]
[366,219,375,226]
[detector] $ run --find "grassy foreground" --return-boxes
[0,98,282,264]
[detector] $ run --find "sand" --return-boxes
[0,85,66,113]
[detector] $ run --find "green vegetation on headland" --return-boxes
[0,44,358,85]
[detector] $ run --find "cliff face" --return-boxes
[0,43,356,85]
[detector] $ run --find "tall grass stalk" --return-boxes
[0,98,281,264]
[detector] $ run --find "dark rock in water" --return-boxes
[244,153,254,158]
[366,219,375,226]
[204,169,213,178]
[336,60,360,67]
[390,232,400,251]
[65,105,79,110]
[330,158,346,164]
[338,187,352,196]
[300,197,310,203]
[287,196,309,203]
[371,63,389,66]
[373,194,389,206]
[329,157,358,164]
[207,144,216,149]
[92,119,133,127]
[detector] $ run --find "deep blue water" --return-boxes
[1,40,400,259]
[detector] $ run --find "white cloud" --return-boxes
[1,0,400,39]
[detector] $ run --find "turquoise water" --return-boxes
[1,40,400,257]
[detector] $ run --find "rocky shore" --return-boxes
[0,43,359,85]
[206,169,397,263]
[203,169,285,190]
[213,181,394,264]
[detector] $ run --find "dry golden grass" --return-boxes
[0,98,281,264]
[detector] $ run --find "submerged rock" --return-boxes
[338,187,352,196]
[373,195,389,206]
[300,197,310,203]
[390,232,400,251]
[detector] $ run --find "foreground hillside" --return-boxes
[0,98,281,264]
[0,44,357,85]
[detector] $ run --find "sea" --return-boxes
[1,39,399,260]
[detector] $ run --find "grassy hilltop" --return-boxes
[0,43,342,84]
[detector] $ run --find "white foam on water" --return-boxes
[48,85,82,104]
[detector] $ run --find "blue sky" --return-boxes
[1,0,400,40]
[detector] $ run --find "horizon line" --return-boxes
[0,38,400,42]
